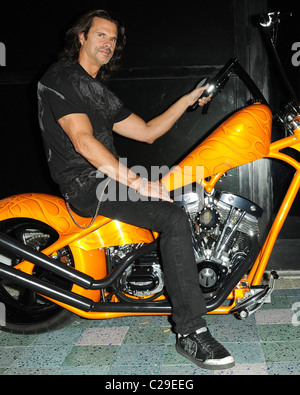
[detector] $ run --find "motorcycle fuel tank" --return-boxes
[162,103,272,191]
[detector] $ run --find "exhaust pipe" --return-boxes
[0,232,158,290]
[0,232,259,315]
[0,262,171,314]
[0,232,94,289]
[0,232,171,313]
[0,262,94,312]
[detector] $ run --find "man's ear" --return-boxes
[78,32,85,46]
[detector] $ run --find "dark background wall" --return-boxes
[0,0,242,198]
[0,1,299,262]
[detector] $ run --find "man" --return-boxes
[38,9,235,371]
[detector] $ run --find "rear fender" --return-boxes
[0,193,155,285]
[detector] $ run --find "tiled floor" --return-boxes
[0,275,300,376]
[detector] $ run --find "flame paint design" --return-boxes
[0,193,154,249]
[161,104,272,191]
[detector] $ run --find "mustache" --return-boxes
[98,47,113,55]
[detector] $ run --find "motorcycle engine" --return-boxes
[107,244,165,300]
[181,189,263,297]
[107,188,263,302]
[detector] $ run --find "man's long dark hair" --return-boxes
[59,10,126,80]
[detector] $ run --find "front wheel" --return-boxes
[0,219,76,334]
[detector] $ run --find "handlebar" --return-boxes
[259,11,297,102]
[188,11,296,117]
[188,58,239,114]
[188,57,269,114]
[259,11,293,29]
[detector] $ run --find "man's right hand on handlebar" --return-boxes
[189,84,213,108]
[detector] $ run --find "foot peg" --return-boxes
[231,271,279,320]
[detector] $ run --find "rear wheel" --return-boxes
[0,219,76,334]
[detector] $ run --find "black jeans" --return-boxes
[69,181,207,334]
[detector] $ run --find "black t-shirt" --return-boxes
[37,60,132,203]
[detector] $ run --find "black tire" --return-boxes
[0,308,76,335]
[0,219,76,334]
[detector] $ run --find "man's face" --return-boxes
[79,17,118,68]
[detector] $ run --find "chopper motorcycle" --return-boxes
[0,12,299,334]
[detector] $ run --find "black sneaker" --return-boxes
[176,328,235,371]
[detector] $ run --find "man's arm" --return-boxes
[58,113,172,201]
[58,85,210,202]
[113,85,211,144]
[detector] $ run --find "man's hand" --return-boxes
[188,84,212,108]
[138,180,173,202]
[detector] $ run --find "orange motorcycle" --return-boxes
[0,12,299,334]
